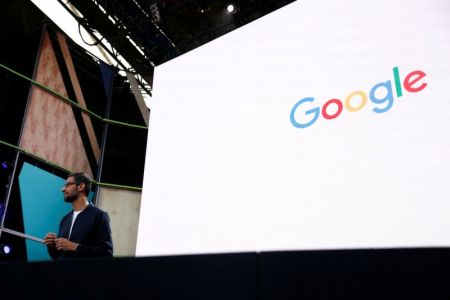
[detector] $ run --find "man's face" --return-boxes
[62,176,79,203]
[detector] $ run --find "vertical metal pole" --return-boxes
[94,72,114,206]
[0,151,20,238]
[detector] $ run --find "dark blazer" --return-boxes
[48,204,113,260]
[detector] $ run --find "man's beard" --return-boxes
[64,194,76,203]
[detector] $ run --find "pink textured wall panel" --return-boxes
[20,30,93,176]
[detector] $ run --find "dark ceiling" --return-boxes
[57,0,296,95]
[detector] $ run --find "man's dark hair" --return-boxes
[68,172,92,195]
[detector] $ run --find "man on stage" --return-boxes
[43,172,113,260]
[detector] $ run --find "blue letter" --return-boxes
[290,97,320,128]
[369,80,394,113]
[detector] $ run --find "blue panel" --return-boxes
[18,163,71,262]
[99,61,114,101]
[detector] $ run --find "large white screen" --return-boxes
[137,0,450,256]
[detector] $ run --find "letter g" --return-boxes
[290,97,320,128]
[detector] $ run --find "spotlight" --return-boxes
[226,4,235,14]
[0,243,11,255]
[198,0,209,14]
[1,162,7,169]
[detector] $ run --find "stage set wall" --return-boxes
[0,0,147,261]
[96,187,141,256]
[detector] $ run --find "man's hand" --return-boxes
[43,233,57,248]
[55,238,78,251]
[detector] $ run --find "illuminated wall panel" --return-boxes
[19,162,70,261]
[97,187,141,256]
[19,30,92,176]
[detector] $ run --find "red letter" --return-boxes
[404,70,427,93]
[322,99,343,120]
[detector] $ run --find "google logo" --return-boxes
[290,67,427,128]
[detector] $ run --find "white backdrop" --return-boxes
[137,0,450,256]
